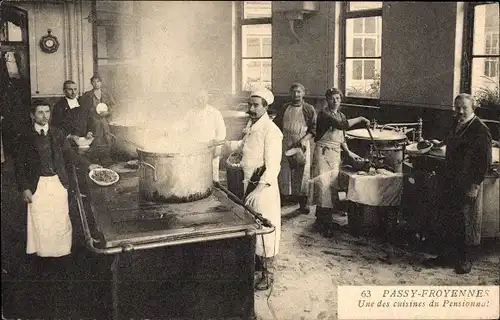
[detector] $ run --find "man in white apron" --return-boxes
[227,88,283,290]
[273,83,316,213]
[14,104,100,267]
[189,89,226,182]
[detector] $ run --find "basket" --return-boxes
[226,152,244,200]
[89,168,120,186]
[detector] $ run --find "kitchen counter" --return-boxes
[74,166,271,320]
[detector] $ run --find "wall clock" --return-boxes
[39,29,59,54]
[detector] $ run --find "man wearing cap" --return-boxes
[273,83,316,213]
[226,87,283,290]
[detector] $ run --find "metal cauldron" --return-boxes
[137,140,225,203]
[346,128,408,173]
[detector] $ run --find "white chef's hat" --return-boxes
[250,87,274,105]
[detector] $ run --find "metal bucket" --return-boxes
[377,144,405,173]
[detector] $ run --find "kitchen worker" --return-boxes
[424,93,491,274]
[309,88,369,237]
[190,89,226,182]
[80,74,116,165]
[13,103,100,272]
[51,80,93,146]
[273,83,316,213]
[226,87,283,291]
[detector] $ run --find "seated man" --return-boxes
[51,80,93,147]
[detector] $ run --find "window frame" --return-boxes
[461,2,500,96]
[338,1,382,105]
[235,1,272,96]
[91,0,140,74]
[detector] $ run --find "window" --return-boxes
[93,1,139,69]
[339,2,382,100]
[237,1,272,92]
[462,3,499,97]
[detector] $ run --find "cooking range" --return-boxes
[74,138,272,320]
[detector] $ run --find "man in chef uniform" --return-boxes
[191,89,226,182]
[14,103,100,273]
[226,88,283,291]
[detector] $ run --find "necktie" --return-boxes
[40,129,45,136]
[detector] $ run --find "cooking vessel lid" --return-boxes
[347,128,407,141]
[137,139,225,155]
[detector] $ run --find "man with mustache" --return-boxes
[227,87,282,290]
[424,93,492,274]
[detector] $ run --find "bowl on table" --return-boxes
[89,168,120,186]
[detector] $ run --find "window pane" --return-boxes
[364,17,376,33]
[353,38,363,56]
[353,19,363,33]
[242,24,272,58]
[262,37,272,57]
[242,59,272,91]
[243,1,272,19]
[349,2,382,11]
[346,18,382,57]
[364,60,375,79]
[246,37,261,57]
[473,3,499,55]
[346,59,381,98]
[364,38,376,56]
[471,57,499,99]
[351,60,363,80]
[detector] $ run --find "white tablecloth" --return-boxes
[340,169,403,207]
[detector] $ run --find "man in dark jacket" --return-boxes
[425,93,492,274]
[51,80,93,144]
[14,103,100,260]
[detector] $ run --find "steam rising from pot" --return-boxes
[109,1,226,153]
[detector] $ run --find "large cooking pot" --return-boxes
[137,140,225,203]
[346,128,408,173]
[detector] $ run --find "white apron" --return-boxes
[278,104,311,196]
[229,114,282,257]
[26,175,72,257]
[308,124,345,209]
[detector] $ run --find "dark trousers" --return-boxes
[436,191,478,262]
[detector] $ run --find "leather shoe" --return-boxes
[255,271,273,291]
[455,260,472,274]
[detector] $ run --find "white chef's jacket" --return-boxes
[229,113,283,257]
[189,104,226,181]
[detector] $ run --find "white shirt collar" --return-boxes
[246,112,270,132]
[66,97,80,109]
[34,123,49,135]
